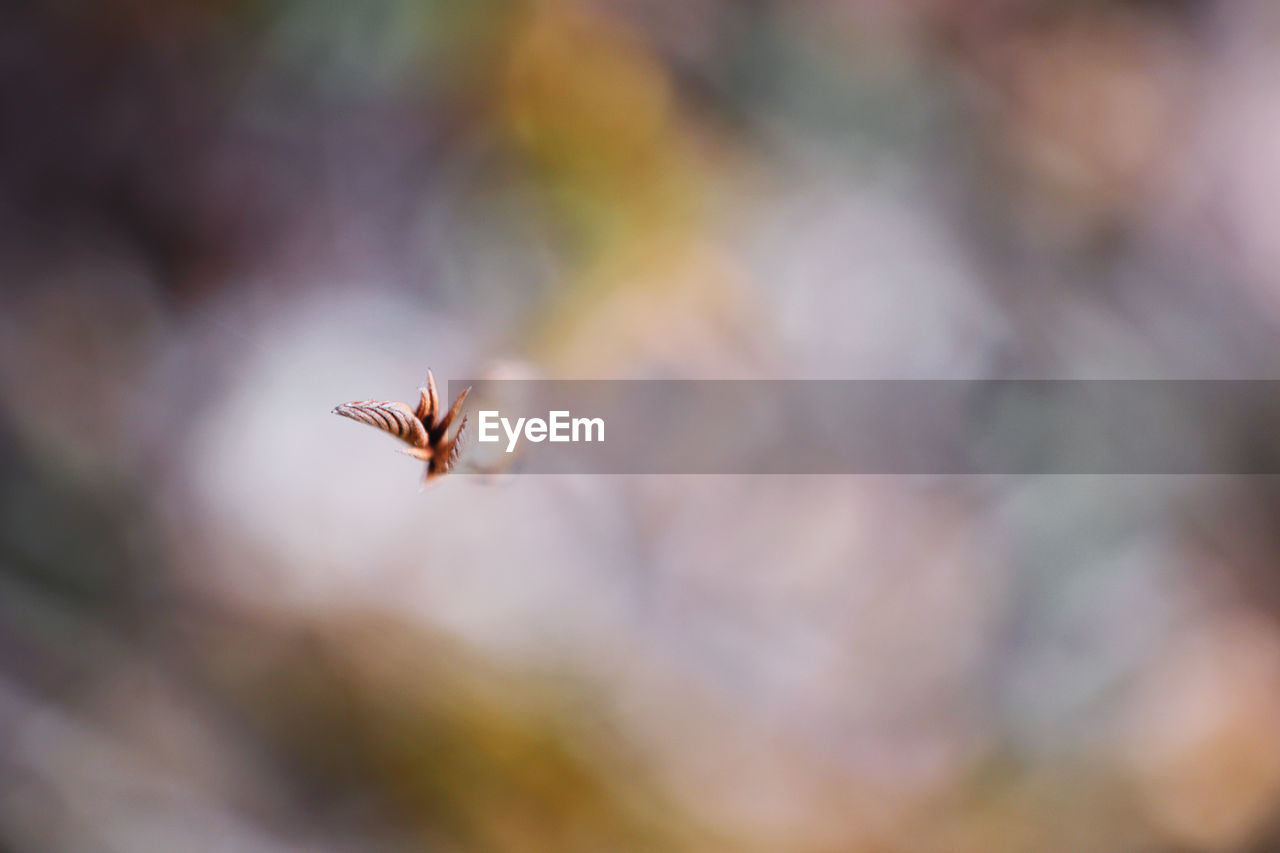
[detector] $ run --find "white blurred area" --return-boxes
[161,288,1004,848]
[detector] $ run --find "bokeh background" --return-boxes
[6,0,1280,850]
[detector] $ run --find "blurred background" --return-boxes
[5,0,1280,850]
